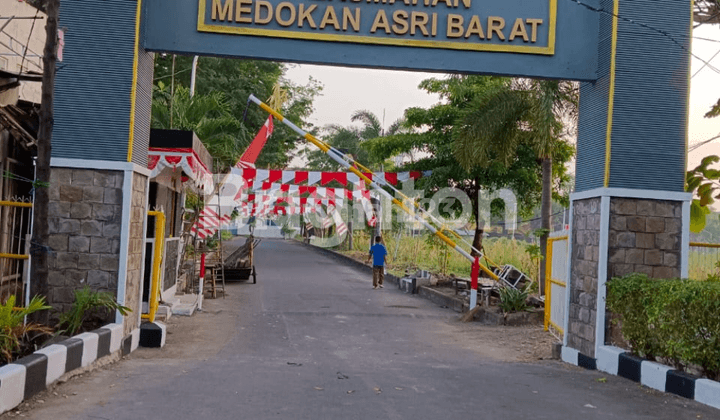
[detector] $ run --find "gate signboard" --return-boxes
[143,0,599,80]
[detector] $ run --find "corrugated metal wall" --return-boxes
[53,0,139,162]
[576,0,690,192]
[608,0,689,191]
[131,48,154,167]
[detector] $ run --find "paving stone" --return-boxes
[645,217,665,233]
[81,220,103,237]
[59,185,83,202]
[644,249,663,266]
[626,216,646,232]
[78,254,100,270]
[68,236,90,253]
[83,186,104,203]
[72,169,94,186]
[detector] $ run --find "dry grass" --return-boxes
[345,231,538,281]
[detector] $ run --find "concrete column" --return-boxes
[563,189,691,361]
[46,160,149,337]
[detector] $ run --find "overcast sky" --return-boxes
[284,25,720,172]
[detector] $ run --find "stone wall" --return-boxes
[567,197,600,358]
[607,198,682,279]
[47,168,123,316]
[123,172,148,336]
[605,198,682,347]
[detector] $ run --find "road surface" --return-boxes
[15,239,717,419]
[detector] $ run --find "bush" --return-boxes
[498,286,529,313]
[58,287,131,336]
[0,295,53,364]
[607,273,720,380]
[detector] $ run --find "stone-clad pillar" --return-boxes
[563,191,690,364]
[46,163,149,337]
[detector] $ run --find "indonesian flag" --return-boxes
[330,205,348,236]
[237,116,274,169]
[192,116,274,239]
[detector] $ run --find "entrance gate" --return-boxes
[48,0,693,364]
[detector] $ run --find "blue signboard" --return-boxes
[143,0,600,80]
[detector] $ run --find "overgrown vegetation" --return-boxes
[57,287,131,336]
[498,286,530,313]
[606,273,720,381]
[0,296,52,364]
[347,231,537,280]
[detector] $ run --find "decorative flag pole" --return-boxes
[248,94,500,281]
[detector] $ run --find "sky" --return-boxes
[284,25,720,173]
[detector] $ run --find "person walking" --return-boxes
[367,235,387,289]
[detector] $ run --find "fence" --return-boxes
[0,198,32,302]
[688,242,720,280]
[544,232,568,337]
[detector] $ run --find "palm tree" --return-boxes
[454,79,578,294]
[152,83,251,171]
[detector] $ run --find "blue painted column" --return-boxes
[564,0,693,364]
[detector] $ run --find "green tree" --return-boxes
[364,76,574,261]
[305,110,404,171]
[153,56,322,168]
[152,83,250,171]
[453,78,578,294]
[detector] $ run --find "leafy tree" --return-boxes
[363,76,574,262]
[153,56,322,168]
[152,83,251,171]
[686,155,720,233]
[454,78,578,293]
[305,110,404,171]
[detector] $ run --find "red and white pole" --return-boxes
[470,256,479,309]
[198,253,206,311]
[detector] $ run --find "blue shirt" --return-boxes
[370,243,387,266]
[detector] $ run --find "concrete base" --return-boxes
[139,322,167,348]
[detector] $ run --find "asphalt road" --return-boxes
[18,239,718,419]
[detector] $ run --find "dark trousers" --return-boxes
[372,266,384,287]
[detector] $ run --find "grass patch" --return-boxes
[342,231,537,281]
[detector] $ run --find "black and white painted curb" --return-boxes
[563,345,720,410]
[0,324,143,414]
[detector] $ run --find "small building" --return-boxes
[145,129,213,309]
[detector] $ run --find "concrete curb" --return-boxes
[0,323,138,415]
[562,344,720,411]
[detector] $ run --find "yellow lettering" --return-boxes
[411,12,429,36]
[526,18,543,43]
[461,0,471,8]
[320,6,341,30]
[371,10,391,33]
[392,10,409,35]
[431,12,437,36]
[255,0,273,24]
[404,0,412,4]
[487,16,505,41]
[508,18,529,42]
[342,7,361,31]
[446,14,463,38]
[431,0,453,7]
[211,0,233,21]
[424,0,430,6]
[276,2,296,27]
[464,15,484,39]
[235,0,252,23]
[298,4,317,28]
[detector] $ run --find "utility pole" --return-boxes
[30,0,59,323]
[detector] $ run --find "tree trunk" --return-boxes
[471,227,483,258]
[539,156,552,296]
[30,0,59,323]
